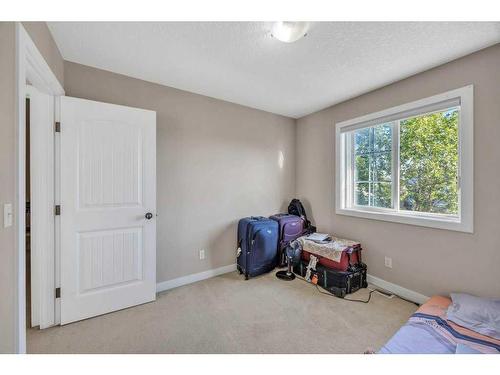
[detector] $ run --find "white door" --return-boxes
[60,96,156,325]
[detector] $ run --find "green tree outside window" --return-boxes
[352,108,459,215]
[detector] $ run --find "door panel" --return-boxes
[78,120,142,208]
[78,227,143,293]
[60,96,156,325]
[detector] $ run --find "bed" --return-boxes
[379,295,500,354]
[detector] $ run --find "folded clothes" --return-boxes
[306,232,330,241]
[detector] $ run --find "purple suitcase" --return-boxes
[269,213,305,267]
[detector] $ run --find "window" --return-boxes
[336,86,473,232]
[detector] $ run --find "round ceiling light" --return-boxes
[271,21,310,43]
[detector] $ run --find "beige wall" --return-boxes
[0,22,63,353]
[296,44,500,298]
[64,61,296,282]
[0,22,17,354]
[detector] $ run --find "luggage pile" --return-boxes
[237,199,312,279]
[236,199,367,299]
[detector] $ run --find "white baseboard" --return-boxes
[367,274,430,305]
[156,264,237,293]
[155,267,429,305]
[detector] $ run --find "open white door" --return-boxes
[60,96,156,325]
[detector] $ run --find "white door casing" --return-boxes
[60,96,156,324]
[16,22,65,353]
[27,85,55,329]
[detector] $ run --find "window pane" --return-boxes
[355,183,369,206]
[354,127,370,154]
[373,152,392,182]
[373,182,392,208]
[355,155,370,182]
[352,123,394,209]
[399,108,459,215]
[374,123,392,152]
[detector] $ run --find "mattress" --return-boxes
[379,295,500,354]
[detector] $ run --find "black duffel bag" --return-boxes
[288,199,316,234]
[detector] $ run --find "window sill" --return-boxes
[336,207,473,233]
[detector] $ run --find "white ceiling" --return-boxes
[48,22,500,118]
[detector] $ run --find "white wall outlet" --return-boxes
[199,249,205,260]
[3,203,13,228]
[384,256,393,269]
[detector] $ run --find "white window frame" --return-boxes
[335,86,473,233]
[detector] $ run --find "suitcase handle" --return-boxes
[244,229,262,279]
[251,229,262,245]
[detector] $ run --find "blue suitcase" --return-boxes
[237,217,279,279]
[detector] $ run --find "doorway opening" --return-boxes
[25,96,32,329]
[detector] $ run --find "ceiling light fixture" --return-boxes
[271,22,310,43]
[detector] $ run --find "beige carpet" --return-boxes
[28,271,417,353]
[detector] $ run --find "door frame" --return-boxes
[15,22,64,354]
[26,84,55,329]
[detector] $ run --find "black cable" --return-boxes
[294,273,372,303]
[315,284,376,303]
[294,272,419,305]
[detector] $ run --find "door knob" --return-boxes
[145,212,153,220]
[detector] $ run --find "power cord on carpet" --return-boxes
[294,273,419,305]
[315,284,376,303]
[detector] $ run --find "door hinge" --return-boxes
[55,287,61,299]
[55,205,61,216]
[55,121,61,132]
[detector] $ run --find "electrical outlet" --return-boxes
[199,249,205,260]
[384,256,393,269]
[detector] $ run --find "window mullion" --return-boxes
[369,128,374,207]
[350,133,354,208]
[392,120,400,212]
